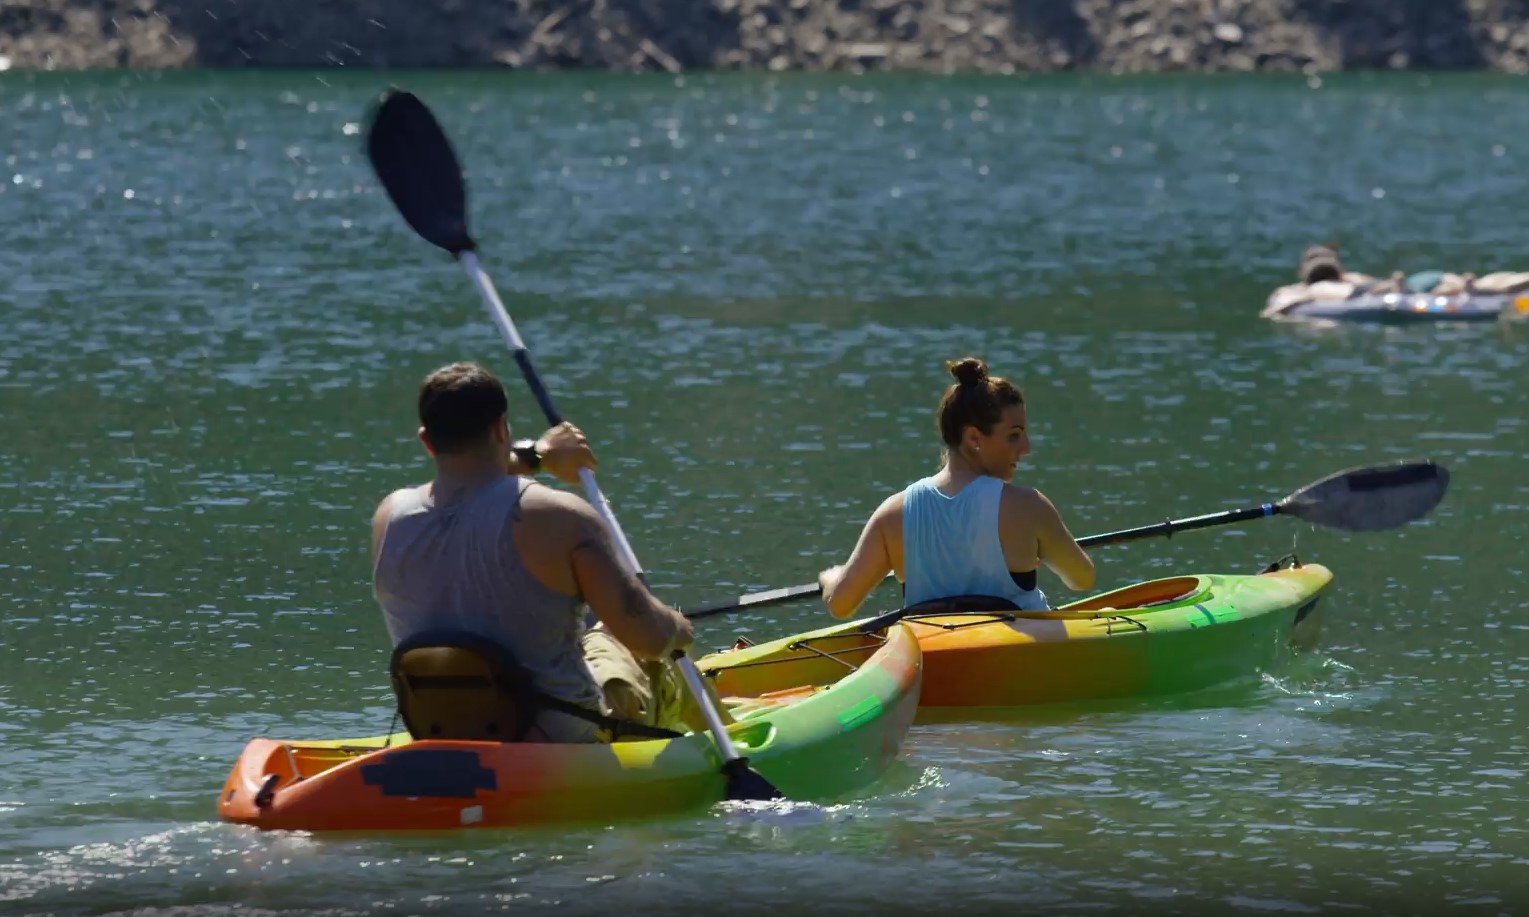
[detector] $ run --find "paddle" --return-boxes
[364,88,782,803]
[1076,459,1450,545]
[683,459,1450,620]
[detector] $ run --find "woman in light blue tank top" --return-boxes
[816,357,1096,618]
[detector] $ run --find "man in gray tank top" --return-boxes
[371,362,696,743]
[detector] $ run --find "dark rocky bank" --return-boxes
[2,0,1528,73]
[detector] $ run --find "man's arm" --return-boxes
[508,422,598,482]
[514,486,693,661]
[568,511,694,660]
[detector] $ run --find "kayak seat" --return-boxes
[390,631,539,742]
[389,630,684,744]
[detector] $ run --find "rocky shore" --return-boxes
[2,0,1527,74]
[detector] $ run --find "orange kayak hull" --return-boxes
[218,622,921,831]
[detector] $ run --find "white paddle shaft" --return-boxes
[457,250,746,766]
[675,655,745,760]
[457,251,643,577]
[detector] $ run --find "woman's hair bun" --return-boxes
[945,356,989,388]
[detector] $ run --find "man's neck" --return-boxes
[431,454,507,499]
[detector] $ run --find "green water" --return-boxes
[2,69,1528,914]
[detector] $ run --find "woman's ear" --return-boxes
[963,424,983,453]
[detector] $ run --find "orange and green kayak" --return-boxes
[704,562,1331,711]
[218,621,921,832]
[891,561,1333,709]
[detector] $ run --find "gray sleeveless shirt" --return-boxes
[372,475,605,742]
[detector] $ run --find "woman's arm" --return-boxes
[819,494,900,619]
[1029,489,1095,592]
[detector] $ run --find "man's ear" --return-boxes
[418,426,437,457]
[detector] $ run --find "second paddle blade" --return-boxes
[365,89,475,255]
[722,758,784,802]
[1279,459,1450,531]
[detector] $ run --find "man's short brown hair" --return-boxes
[417,362,508,453]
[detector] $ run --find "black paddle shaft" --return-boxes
[685,583,822,620]
[512,349,566,428]
[1078,504,1276,548]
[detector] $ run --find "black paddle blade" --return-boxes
[365,89,475,255]
[1277,460,1450,531]
[722,757,784,802]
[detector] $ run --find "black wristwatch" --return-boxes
[511,439,542,473]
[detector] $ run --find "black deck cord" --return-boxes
[536,692,685,741]
[393,675,685,742]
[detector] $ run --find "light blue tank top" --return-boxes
[902,476,1049,610]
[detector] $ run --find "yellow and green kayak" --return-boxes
[218,621,921,831]
[898,561,1334,708]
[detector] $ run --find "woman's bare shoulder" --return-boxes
[869,489,906,524]
[1000,483,1060,517]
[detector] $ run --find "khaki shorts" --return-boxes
[580,625,727,738]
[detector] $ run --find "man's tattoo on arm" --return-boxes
[572,531,653,619]
[617,570,650,619]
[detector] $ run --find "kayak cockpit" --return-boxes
[705,624,902,700]
[1061,575,1206,612]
